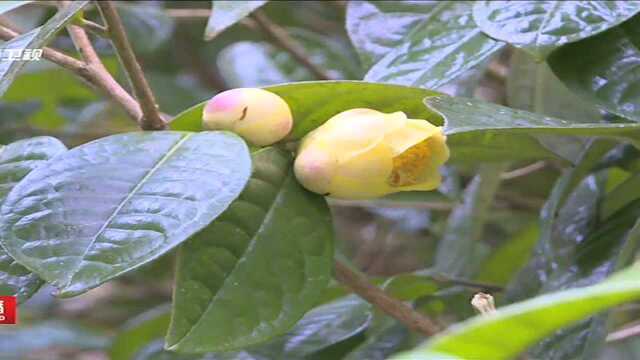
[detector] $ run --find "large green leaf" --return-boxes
[169,81,441,139]
[0,131,251,296]
[347,1,504,89]
[204,0,268,40]
[392,265,640,360]
[506,49,602,122]
[0,136,66,302]
[473,1,640,59]
[0,0,89,97]
[110,304,171,360]
[549,15,640,122]
[426,96,640,162]
[434,164,505,277]
[166,147,333,352]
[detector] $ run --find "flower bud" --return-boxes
[202,88,293,146]
[294,108,449,199]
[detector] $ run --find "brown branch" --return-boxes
[251,10,332,81]
[334,259,441,336]
[0,24,143,123]
[500,161,547,180]
[96,1,166,130]
[80,19,108,38]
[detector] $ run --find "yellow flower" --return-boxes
[294,108,449,199]
[202,88,293,146]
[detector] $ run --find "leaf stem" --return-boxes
[250,10,332,81]
[96,1,166,130]
[334,259,441,336]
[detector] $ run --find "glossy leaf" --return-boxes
[347,1,504,89]
[392,265,640,360]
[426,96,640,162]
[0,0,89,97]
[204,0,268,40]
[252,295,372,358]
[170,81,442,139]
[549,15,640,122]
[473,1,640,59]
[166,147,333,352]
[0,131,251,296]
[434,164,506,277]
[0,137,66,301]
[506,49,602,122]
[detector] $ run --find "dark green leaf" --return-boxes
[549,15,640,122]
[344,320,409,360]
[170,81,442,139]
[392,265,640,360]
[0,136,66,301]
[347,1,504,89]
[205,0,268,40]
[0,320,108,357]
[0,0,89,97]
[251,295,372,358]
[434,164,506,277]
[110,304,171,360]
[0,131,251,296]
[426,96,640,162]
[506,49,602,122]
[166,147,333,352]
[473,1,640,59]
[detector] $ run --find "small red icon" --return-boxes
[0,296,17,324]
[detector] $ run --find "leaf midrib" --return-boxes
[63,133,193,288]
[170,170,293,348]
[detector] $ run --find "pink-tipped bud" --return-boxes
[202,88,293,146]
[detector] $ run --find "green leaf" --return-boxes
[0,1,32,15]
[0,131,251,296]
[204,0,268,40]
[170,81,442,139]
[252,295,372,358]
[0,320,108,358]
[0,0,89,97]
[344,321,409,360]
[0,136,66,301]
[117,2,175,54]
[392,265,640,360]
[549,15,640,122]
[476,223,540,286]
[506,49,602,122]
[434,164,506,277]
[602,172,640,219]
[166,147,333,352]
[110,304,171,360]
[473,1,640,59]
[426,96,640,162]
[347,1,504,89]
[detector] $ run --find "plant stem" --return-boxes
[0,24,143,123]
[251,10,332,81]
[96,1,166,130]
[334,259,441,336]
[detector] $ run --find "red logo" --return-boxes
[0,296,17,324]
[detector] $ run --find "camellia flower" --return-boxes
[294,108,449,199]
[202,88,293,146]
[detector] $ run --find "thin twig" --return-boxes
[501,161,547,180]
[0,24,143,123]
[165,8,211,18]
[334,260,441,336]
[96,1,166,130]
[607,319,640,343]
[80,18,108,38]
[251,10,332,81]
